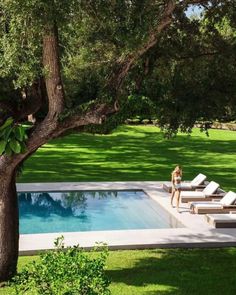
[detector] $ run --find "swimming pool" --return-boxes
[19,190,183,234]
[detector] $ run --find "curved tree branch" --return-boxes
[108,0,213,95]
[52,100,119,138]
[108,0,177,93]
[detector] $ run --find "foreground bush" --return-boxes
[11,237,110,295]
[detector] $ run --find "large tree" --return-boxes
[0,0,235,281]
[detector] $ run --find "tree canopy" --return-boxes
[0,0,235,137]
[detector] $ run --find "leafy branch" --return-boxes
[0,117,28,156]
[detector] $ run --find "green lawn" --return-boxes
[2,248,236,295]
[1,126,235,294]
[19,125,236,191]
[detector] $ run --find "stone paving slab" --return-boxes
[17,181,163,192]
[20,228,236,255]
[17,181,236,254]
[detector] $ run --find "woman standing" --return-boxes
[170,165,182,212]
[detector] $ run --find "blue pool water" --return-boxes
[19,190,183,234]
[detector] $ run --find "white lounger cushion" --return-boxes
[190,173,207,186]
[207,214,236,223]
[191,202,223,209]
[190,191,236,209]
[181,191,205,197]
[202,181,219,195]
[181,181,219,198]
[220,191,236,206]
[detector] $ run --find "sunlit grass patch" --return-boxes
[19,125,236,191]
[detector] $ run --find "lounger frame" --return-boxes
[192,205,236,214]
[205,214,236,228]
[182,193,225,203]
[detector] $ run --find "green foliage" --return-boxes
[11,236,111,295]
[0,0,79,88]
[84,94,157,134]
[0,1,236,134]
[61,1,166,108]
[131,8,236,136]
[0,117,28,156]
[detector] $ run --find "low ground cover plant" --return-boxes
[11,237,110,295]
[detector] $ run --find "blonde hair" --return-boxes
[172,165,182,176]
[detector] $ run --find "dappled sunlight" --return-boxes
[19,126,236,191]
[109,283,178,294]
[107,247,236,294]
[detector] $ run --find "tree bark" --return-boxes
[43,23,64,120]
[0,170,18,282]
[0,23,65,283]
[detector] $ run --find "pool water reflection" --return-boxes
[19,190,183,234]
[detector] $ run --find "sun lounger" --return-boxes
[190,191,236,214]
[162,173,207,193]
[180,181,221,203]
[205,212,236,228]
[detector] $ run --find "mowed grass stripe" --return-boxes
[19,125,236,191]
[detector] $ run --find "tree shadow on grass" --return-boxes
[19,126,236,191]
[107,246,236,294]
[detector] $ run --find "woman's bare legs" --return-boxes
[176,189,181,212]
[170,187,175,207]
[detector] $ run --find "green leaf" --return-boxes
[23,132,28,140]
[0,129,6,138]
[20,142,27,153]
[5,143,13,156]
[0,140,7,155]
[0,117,13,131]
[14,126,25,141]
[9,139,21,154]
[2,126,13,141]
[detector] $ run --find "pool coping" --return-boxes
[17,181,236,254]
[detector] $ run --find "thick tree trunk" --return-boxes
[43,24,64,119]
[0,171,18,282]
[0,23,66,284]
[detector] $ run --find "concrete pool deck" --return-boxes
[17,181,236,255]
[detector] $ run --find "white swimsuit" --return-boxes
[174,183,181,189]
[174,175,181,189]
